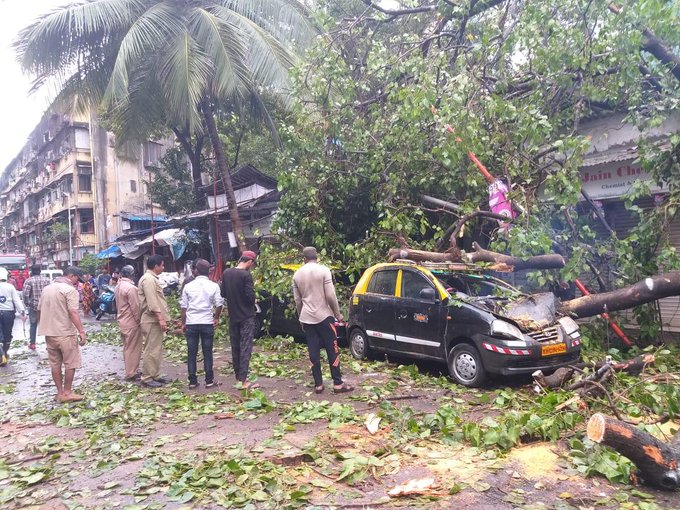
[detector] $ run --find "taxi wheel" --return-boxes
[349,329,369,360]
[448,344,487,387]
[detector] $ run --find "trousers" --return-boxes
[185,324,215,384]
[229,317,256,382]
[140,321,164,382]
[304,316,343,387]
[28,309,38,345]
[121,326,142,379]
[0,310,15,356]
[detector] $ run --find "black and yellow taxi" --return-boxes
[346,262,582,387]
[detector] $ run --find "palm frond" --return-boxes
[104,2,186,107]
[157,31,215,132]
[220,0,318,50]
[189,8,250,99]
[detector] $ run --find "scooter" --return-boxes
[93,285,117,320]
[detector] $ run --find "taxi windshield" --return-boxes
[434,272,521,299]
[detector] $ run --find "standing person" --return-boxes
[180,259,223,389]
[36,266,87,402]
[138,255,170,388]
[22,264,51,351]
[96,268,111,294]
[0,268,27,365]
[81,274,96,316]
[115,265,142,382]
[292,247,353,394]
[221,251,258,389]
[180,260,198,292]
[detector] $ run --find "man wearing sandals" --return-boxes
[221,251,259,389]
[180,259,223,389]
[37,266,87,403]
[293,247,353,395]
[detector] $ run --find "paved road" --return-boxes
[0,312,123,405]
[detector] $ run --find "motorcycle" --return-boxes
[93,284,117,320]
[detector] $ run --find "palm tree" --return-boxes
[15,0,317,249]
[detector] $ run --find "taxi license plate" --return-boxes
[541,343,567,357]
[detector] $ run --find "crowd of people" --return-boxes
[0,246,353,402]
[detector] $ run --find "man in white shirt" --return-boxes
[0,267,27,366]
[180,259,224,389]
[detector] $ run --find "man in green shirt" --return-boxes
[138,255,170,388]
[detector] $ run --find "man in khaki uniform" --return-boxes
[37,266,87,402]
[115,265,142,381]
[138,255,170,388]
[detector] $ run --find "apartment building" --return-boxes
[0,111,168,267]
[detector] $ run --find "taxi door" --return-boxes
[393,268,444,358]
[359,268,398,351]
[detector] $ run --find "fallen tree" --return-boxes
[559,272,680,318]
[533,354,656,389]
[587,413,680,490]
[387,242,565,271]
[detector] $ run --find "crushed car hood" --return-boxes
[463,292,559,331]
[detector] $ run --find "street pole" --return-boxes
[149,169,155,255]
[63,192,73,265]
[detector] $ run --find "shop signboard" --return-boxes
[580,159,665,200]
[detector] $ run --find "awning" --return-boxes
[135,228,190,260]
[122,213,168,222]
[119,242,148,260]
[96,245,122,259]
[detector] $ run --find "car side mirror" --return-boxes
[419,287,437,302]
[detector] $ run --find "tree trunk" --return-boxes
[559,272,680,318]
[387,246,464,264]
[465,242,565,271]
[587,413,680,489]
[201,102,246,252]
[387,243,565,271]
[172,127,205,199]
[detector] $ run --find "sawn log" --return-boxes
[387,243,565,271]
[559,272,680,318]
[587,413,680,489]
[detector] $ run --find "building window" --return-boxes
[143,141,164,167]
[79,209,94,234]
[78,165,92,193]
[130,180,137,193]
[79,174,92,192]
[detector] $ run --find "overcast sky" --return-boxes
[0,0,69,171]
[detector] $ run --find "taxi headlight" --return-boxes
[559,317,580,337]
[491,320,525,341]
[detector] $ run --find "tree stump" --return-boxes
[587,413,680,489]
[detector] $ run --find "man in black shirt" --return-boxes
[221,251,258,389]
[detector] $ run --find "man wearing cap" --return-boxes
[22,264,51,351]
[181,259,223,389]
[293,247,353,394]
[221,251,258,388]
[138,255,170,388]
[36,266,87,401]
[0,267,27,366]
[115,265,142,381]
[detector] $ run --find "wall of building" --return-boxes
[0,110,169,266]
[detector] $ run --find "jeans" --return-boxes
[304,316,343,387]
[28,309,38,345]
[186,324,215,385]
[229,317,256,382]
[0,310,16,356]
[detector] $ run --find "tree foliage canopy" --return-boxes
[270,0,680,336]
